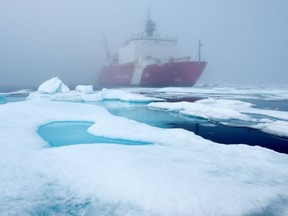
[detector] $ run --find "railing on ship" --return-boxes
[125,33,177,44]
[136,56,192,65]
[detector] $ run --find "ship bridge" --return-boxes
[118,9,180,64]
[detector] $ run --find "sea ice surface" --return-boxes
[148,98,288,138]
[27,78,288,139]
[156,85,288,101]
[255,120,288,138]
[27,78,162,103]
[1,98,288,215]
[2,80,288,215]
[28,87,163,103]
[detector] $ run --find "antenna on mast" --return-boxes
[198,40,203,62]
[145,7,156,37]
[147,6,151,19]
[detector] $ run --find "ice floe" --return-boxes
[98,88,163,102]
[37,77,70,94]
[254,120,288,138]
[148,99,254,121]
[27,77,162,103]
[28,88,162,104]
[1,99,288,215]
[148,98,288,138]
[75,85,94,94]
[155,85,288,101]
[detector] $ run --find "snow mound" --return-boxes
[38,77,70,94]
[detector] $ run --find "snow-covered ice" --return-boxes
[27,77,162,103]
[148,99,254,121]
[2,79,288,215]
[156,85,288,101]
[37,77,70,94]
[148,98,288,138]
[1,98,288,215]
[28,87,163,103]
[255,120,288,138]
[75,85,94,94]
[27,78,288,138]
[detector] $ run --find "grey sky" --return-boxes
[0,0,288,90]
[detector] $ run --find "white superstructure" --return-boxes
[118,35,179,64]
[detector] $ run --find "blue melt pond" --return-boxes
[38,121,150,147]
[0,96,6,104]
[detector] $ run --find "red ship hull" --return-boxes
[98,61,207,87]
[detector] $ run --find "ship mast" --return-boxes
[198,40,202,62]
[102,33,110,62]
[145,7,156,37]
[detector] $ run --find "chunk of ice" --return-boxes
[38,77,70,94]
[75,85,94,94]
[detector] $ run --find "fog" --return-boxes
[1,0,288,91]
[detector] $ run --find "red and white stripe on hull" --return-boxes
[97,61,206,87]
[140,61,206,87]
